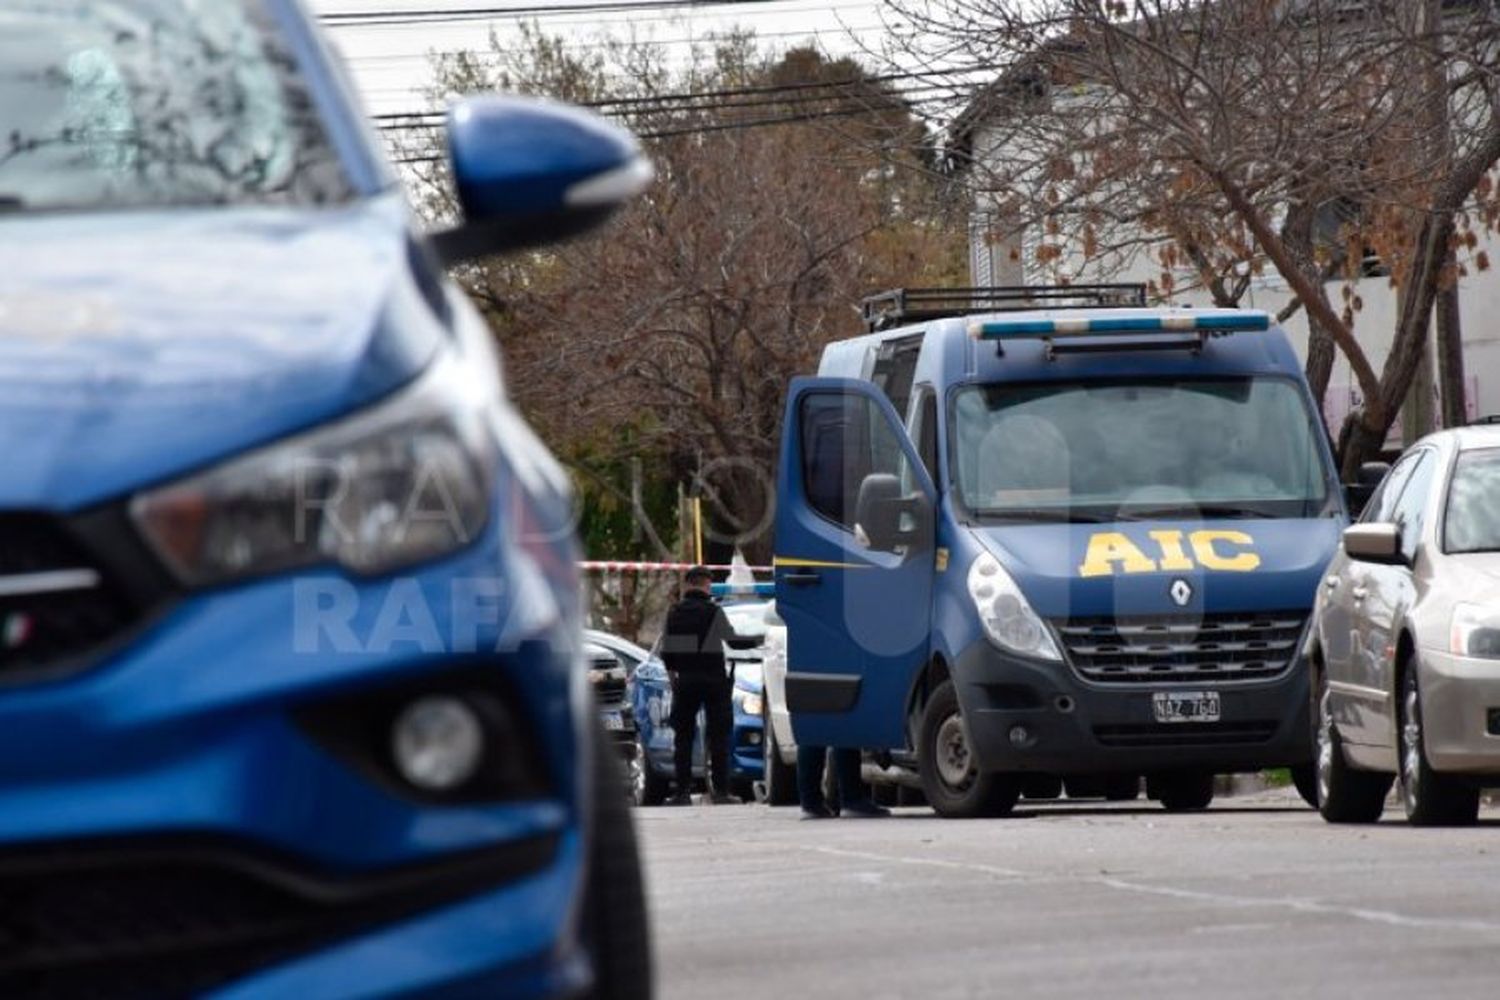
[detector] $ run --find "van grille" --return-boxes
[1056,612,1307,685]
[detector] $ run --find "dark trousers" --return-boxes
[671,675,733,794]
[796,746,867,811]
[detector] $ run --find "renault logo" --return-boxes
[1169,579,1194,607]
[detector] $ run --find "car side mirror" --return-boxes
[855,473,931,554]
[1343,523,1404,564]
[431,96,652,264]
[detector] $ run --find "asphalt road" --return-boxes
[636,789,1500,1000]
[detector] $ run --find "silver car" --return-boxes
[1311,423,1500,825]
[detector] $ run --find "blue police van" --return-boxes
[773,286,1345,816]
[0,1,652,996]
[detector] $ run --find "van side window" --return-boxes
[800,392,915,531]
[869,335,923,418]
[913,388,939,483]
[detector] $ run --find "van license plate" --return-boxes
[1152,691,1220,723]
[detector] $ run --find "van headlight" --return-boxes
[1450,603,1500,659]
[132,355,492,586]
[968,551,1063,661]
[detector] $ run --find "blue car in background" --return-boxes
[594,603,768,805]
[0,1,652,997]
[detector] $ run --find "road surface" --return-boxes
[637,790,1500,999]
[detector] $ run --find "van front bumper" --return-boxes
[1417,649,1500,774]
[953,641,1313,775]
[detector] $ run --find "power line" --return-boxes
[371,63,995,123]
[385,91,957,165]
[319,0,841,26]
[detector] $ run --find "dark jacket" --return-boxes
[660,590,736,681]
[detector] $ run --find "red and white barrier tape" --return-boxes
[579,560,772,573]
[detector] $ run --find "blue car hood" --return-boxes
[0,199,439,510]
[972,518,1343,619]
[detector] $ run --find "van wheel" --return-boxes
[585,725,653,1000]
[1399,663,1478,826]
[1314,667,1390,823]
[1148,772,1214,811]
[917,681,1020,818]
[761,715,798,806]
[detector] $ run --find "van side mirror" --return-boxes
[1343,523,1404,564]
[855,473,931,553]
[431,96,652,264]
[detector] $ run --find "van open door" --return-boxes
[773,377,936,750]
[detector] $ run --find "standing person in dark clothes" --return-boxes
[660,566,739,805]
[796,745,889,819]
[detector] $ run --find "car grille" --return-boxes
[0,836,557,1000]
[1056,611,1307,685]
[0,514,142,679]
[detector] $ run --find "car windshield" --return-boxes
[1445,447,1500,553]
[952,377,1331,521]
[0,0,352,212]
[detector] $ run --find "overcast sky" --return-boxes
[310,1,896,116]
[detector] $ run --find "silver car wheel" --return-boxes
[1401,683,1423,810]
[1316,687,1336,805]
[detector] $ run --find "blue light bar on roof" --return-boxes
[711,581,774,598]
[966,311,1271,340]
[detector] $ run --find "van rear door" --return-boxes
[773,377,935,750]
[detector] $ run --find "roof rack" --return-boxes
[860,284,1148,333]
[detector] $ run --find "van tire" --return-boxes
[918,681,1020,819]
[1290,763,1319,809]
[585,724,653,1000]
[761,711,798,806]
[1314,667,1391,824]
[1148,772,1215,811]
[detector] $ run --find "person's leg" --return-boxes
[796,745,829,815]
[704,680,734,799]
[835,747,889,817]
[670,680,703,798]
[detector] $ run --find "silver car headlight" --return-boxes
[968,551,1063,661]
[132,354,493,586]
[1450,603,1500,659]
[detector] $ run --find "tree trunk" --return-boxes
[1436,272,1467,427]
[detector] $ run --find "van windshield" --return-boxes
[0,0,352,213]
[952,377,1331,521]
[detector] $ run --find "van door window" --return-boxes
[800,391,917,532]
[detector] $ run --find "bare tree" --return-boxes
[915,0,1500,473]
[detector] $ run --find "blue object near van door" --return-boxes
[774,287,1344,817]
[0,1,653,997]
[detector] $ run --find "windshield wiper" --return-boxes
[975,509,1110,524]
[1116,505,1278,521]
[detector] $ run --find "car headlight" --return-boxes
[1450,603,1500,659]
[968,551,1062,661]
[132,354,492,586]
[737,691,764,717]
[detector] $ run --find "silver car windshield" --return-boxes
[952,377,1331,520]
[1445,448,1500,554]
[0,0,352,213]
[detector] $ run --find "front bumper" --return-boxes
[1418,649,1500,773]
[953,640,1313,775]
[0,507,594,998]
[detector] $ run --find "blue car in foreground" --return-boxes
[0,1,652,997]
